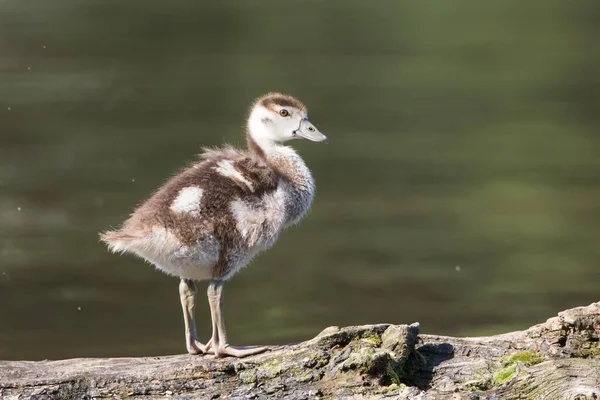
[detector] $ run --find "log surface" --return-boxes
[1,302,599,399]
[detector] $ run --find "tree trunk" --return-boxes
[1,302,599,399]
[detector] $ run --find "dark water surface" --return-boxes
[1,0,600,360]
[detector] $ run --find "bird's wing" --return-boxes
[112,147,280,248]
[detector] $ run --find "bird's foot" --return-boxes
[186,339,211,355]
[205,344,268,358]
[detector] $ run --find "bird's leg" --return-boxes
[206,280,268,358]
[179,279,210,355]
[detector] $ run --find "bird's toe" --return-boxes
[214,344,269,358]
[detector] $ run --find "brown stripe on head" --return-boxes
[253,92,307,113]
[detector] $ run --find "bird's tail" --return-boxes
[99,229,141,254]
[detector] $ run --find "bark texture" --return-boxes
[1,302,599,400]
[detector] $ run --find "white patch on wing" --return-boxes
[170,186,203,216]
[230,187,286,248]
[214,159,255,192]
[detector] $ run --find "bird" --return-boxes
[100,92,328,358]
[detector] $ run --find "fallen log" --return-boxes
[1,302,599,399]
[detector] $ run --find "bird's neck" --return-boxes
[245,115,282,159]
[246,126,316,226]
[246,132,313,192]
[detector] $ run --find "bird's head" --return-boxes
[246,92,328,146]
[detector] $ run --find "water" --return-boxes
[1,0,599,360]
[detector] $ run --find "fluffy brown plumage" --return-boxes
[101,148,278,279]
[100,92,327,358]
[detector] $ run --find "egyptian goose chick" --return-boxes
[100,93,328,358]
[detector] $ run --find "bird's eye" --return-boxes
[279,109,289,117]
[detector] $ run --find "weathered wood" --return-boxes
[1,302,598,399]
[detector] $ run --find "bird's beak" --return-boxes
[293,119,328,143]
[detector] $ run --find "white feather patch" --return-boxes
[214,159,255,192]
[170,186,203,216]
[230,188,286,248]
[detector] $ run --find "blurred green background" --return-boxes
[1,0,599,360]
